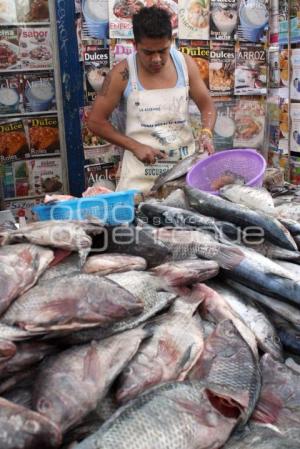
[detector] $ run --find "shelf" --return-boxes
[0,22,50,27]
[0,110,58,119]
[0,67,54,74]
[3,194,45,202]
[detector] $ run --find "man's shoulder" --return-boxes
[110,59,130,90]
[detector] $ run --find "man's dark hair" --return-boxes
[132,6,172,43]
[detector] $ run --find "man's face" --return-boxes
[135,37,172,74]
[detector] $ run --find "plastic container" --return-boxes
[32,190,137,225]
[186,149,266,195]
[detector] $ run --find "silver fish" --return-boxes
[161,189,190,209]
[151,259,219,287]
[38,253,81,283]
[253,354,300,431]
[219,184,275,215]
[61,271,177,345]
[151,152,208,192]
[73,380,238,449]
[116,295,204,403]
[208,280,282,360]
[189,319,261,424]
[227,279,300,329]
[0,243,54,316]
[3,273,143,334]
[83,253,147,275]
[0,397,62,449]
[33,327,150,433]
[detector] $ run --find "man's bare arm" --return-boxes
[87,61,166,164]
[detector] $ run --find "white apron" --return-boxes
[116,50,195,193]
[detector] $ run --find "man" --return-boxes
[88,6,216,192]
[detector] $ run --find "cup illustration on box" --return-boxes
[0,87,20,114]
[239,0,269,42]
[83,0,109,39]
[25,80,55,112]
[214,115,236,150]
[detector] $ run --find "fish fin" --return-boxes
[178,344,194,370]
[210,246,244,270]
[83,341,100,382]
[0,232,10,246]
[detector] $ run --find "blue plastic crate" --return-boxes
[32,190,137,225]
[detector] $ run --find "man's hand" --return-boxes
[132,145,168,164]
[199,131,215,155]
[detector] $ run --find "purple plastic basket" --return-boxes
[186,149,267,195]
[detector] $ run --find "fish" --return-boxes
[95,392,119,422]
[152,227,244,266]
[244,241,300,262]
[56,271,177,345]
[226,279,300,329]
[151,259,219,287]
[285,357,300,375]
[0,340,16,363]
[38,253,81,283]
[189,319,261,424]
[2,273,144,334]
[116,295,204,403]
[185,186,297,251]
[276,203,300,221]
[182,283,258,357]
[3,386,33,409]
[151,152,208,192]
[0,367,38,395]
[268,312,300,356]
[0,397,62,449]
[208,244,300,307]
[62,411,103,448]
[278,217,300,236]
[73,380,239,449]
[0,243,54,316]
[161,188,190,209]
[219,184,275,215]
[106,225,171,268]
[252,353,300,431]
[0,342,57,380]
[276,260,300,279]
[0,220,104,263]
[211,171,245,190]
[139,202,238,237]
[223,423,299,449]
[83,253,147,275]
[0,323,32,341]
[33,327,150,433]
[207,280,282,360]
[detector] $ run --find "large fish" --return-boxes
[33,327,149,433]
[0,397,62,449]
[38,253,81,283]
[244,241,300,262]
[161,188,190,209]
[189,319,261,424]
[151,259,219,287]
[73,380,238,449]
[0,243,54,315]
[83,253,147,275]
[185,186,297,251]
[219,184,275,215]
[139,202,238,237]
[107,226,171,268]
[2,274,144,333]
[268,312,300,356]
[0,220,104,262]
[151,152,208,192]
[252,354,300,431]
[116,295,204,403]
[57,271,177,345]
[207,280,283,360]
[227,279,300,329]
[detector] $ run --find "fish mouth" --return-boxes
[206,388,242,419]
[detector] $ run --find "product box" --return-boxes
[233,99,266,152]
[234,43,267,95]
[19,26,52,70]
[22,72,56,113]
[28,115,60,156]
[5,197,43,221]
[210,0,237,41]
[84,161,120,190]
[209,41,235,96]
[0,118,30,163]
[109,39,134,67]
[213,97,236,151]
[291,49,300,101]
[83,45,110,104]
[178,0,209,39]
[0,1,17,24]
[237,0,269,43]
[26,157,63,195]
[81,0,109,40]
[16,0,49,22]
[290,103,300,154]
[179,40,209,87]
[0,26,20,71]
[0,74,22,114]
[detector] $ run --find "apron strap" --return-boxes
[127,53,139,92]
[175,50,190,89]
